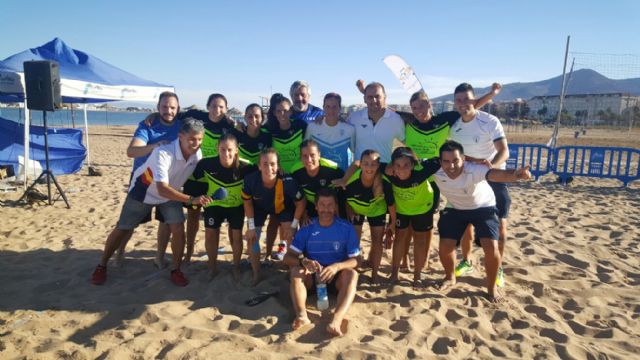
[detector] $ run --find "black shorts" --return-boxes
[438,207,500,246]
[204,205,244,229]
[351,214,386,227]
[396,211,434,232]
[254,209,294,228]
[488,181,511,219]
[310,270,341,295]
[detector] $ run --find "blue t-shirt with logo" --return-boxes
[291,104,324,124]
[131,118,182,172]
[291,218,360,267]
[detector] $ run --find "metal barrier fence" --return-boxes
[506,144,552,180]
[507,144,640,186]
[553,146,640,186]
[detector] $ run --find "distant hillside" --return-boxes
[432,69,640,102]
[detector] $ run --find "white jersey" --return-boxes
[348,108,405,163]
[449,110,506,169]
[128,139,202,205]
[305,120,355,170]
[434,163,496,210]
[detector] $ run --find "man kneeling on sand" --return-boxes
[284,188,360,336]
[434,140,531,302]
[91,118,211,287]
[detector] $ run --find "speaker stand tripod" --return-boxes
[18,111,70,208]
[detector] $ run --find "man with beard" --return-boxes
[289,80,324,124]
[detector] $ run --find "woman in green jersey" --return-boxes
[234,103,272,165]
[185,134,257,280]
[386,147,441,286]
[343,150,396,284]
[291,139,345,225]
[264,93,308,174]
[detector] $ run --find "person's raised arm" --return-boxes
[486,166,532,183]
[474,83,502,109]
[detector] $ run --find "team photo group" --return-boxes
[89,79,532,336]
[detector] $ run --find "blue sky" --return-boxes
[1,0,639,108]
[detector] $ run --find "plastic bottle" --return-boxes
[316,273,329,311]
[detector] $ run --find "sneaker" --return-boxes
[171,269,189,287]
[496,267,505,288]
[454,260,474,277]
[91,265,107,285]
[273,241,287,261]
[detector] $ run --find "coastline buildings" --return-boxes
[527,93,640,123]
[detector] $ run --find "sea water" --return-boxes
[0,108,150,127]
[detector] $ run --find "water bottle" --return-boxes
[316,273,329,311]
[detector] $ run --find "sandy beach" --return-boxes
[0,126,639,359]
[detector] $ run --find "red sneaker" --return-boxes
[171,269,189,287]
[91,265,107,285]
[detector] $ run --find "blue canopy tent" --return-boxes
[0,38,174,181]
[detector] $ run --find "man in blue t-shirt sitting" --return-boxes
[284,188,360,337]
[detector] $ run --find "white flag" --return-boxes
[383,55,424,94]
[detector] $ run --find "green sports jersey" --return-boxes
[291,158,344,204]
[404,111,459,159]
[344,168,393,218]
[385,159,440,215]
[185,156,257,208]
[233,127,272,165]
[179,110,236,158]
[269,119,307,173]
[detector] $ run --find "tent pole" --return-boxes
[83,103,91,167]
[23,100,30,190]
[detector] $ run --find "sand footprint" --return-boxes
[524,305,556,323]
[431,336,458,355]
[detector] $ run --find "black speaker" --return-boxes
[24,60,62,111]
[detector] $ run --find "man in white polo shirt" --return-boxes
[434,140,530,302]
[348,82,405,163]
[91,118,211,287]
[449,83,511,288]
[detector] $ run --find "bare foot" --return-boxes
[435,278,456,291]
[412,277,424,290]
[487,288,506,303]
[326,319,348,336]
[370,273,382,285]
[292,316,311,331]
[389,273,399,284]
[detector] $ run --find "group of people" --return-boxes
[90,79,532,336]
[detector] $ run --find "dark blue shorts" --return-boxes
[438,206,500,246]
[204,205,244,229]
[488,181,511,219]
[254,209,294,228]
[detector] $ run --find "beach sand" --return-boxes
[0,126,639,359]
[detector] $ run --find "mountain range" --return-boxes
[431,69,640,102]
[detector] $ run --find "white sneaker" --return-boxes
[273,241,287,261]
